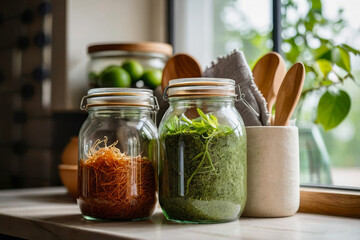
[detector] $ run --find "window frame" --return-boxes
[166,0,360,218]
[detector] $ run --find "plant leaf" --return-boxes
[317,90,351,131]
[210,114,219,126]
[193,121,203,128]
[181,114,193,125]
[320,80,333,86]
[197,108,206,118]
[340,44,360,55]
[314,45,331,60]
[332,46,351,72]
[339,47,351,72]
[311,0,322,11]
[166,116,179,132]
[315,59,332,77]
[304,63,315,73]
[207,119,217,128]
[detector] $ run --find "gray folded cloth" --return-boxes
[203,50,269,126]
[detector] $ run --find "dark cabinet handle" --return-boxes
[34,32,51,47]
[32,66,50,82]
[38,1,52,16]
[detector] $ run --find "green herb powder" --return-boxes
[159,108,247,222]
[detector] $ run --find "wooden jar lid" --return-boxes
[80,88,159,110]
[164,78,237,99]
[88,42,173,57]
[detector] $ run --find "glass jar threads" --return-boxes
[87,42,172,89]
[158,78,247,223]
[78,88,159,220]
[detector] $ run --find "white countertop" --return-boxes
[0,187,358,240]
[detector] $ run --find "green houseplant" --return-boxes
[281,0,360,130]
[281,0,360,184]
[216,0,360,184]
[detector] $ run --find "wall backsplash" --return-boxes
[0,0,55,188]
[0,0,166,189]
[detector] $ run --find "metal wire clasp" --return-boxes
[236,85,259,117]
[152,96,160,111]
[80,96,88,110]
[162,85,170,101]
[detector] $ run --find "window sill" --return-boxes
[299,186,360,218]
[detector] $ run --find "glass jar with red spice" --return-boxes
[78,88,159,220]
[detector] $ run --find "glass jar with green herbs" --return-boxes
[158,78,247,223]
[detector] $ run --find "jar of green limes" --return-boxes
[87,42,173,89]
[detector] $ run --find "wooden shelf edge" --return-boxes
[299,187,360,218]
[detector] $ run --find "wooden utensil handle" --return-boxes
[274,62,305,126]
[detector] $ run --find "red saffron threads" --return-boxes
[77,137,156,219]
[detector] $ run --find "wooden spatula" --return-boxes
[273,62,305,126]
[252,52,286,113]
[161,53,202,92]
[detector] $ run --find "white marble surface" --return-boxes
[0,187,359,240]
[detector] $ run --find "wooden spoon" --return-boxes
[252,52,287,113]
[161,53,202,92]
[273,62,305,126]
